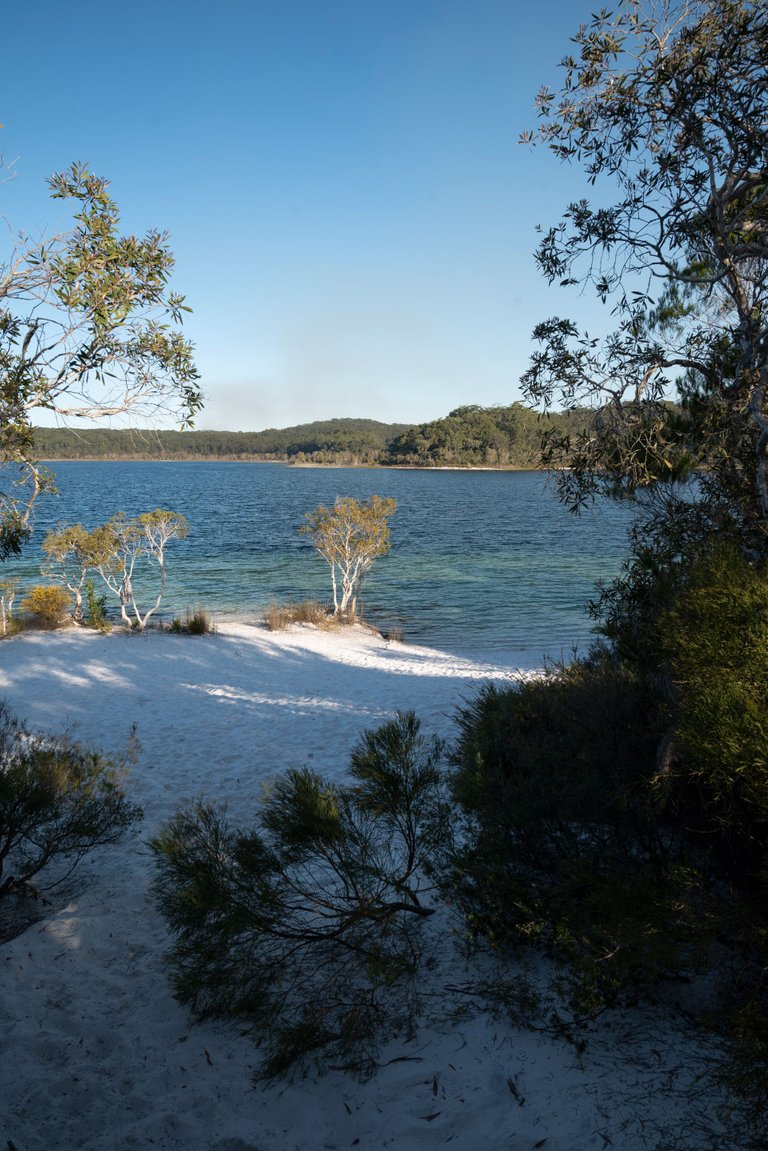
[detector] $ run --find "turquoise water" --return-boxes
[4,462,634,661]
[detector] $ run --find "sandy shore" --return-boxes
[0,623,725,1150]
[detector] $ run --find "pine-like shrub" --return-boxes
[151,711,450,1080]
[0,705,142,902]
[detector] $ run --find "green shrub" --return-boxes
[659,544,768,1134]
[84,578,110,632]
[21,584,72,628]
[151,711,450,1080]
[448,653,704,1011]
[0,704,142,902]
[660,543,768,872]
[169,607,215,635]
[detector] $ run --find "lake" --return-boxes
[3,462,635,664]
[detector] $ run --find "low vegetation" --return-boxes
[20,585,72,629]
[0,704,142,903]
[262,600,328,631]
[169,607,215,635]
[151,711,450,1080]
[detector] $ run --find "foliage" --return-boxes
[42,510,187,630]
[83,578,110,631]
[95,509,187,629]
[659,544,768,875]
[42,524,114,622]
[301,496,396,620]
[30,418,409,464]
[520,0,768,540]
[21,584,72,629]
[657,543,768,1136]
[450,543,768,1131]
[0,162,200,558]
[385,403,587,468]
[169,607,215,635]
[446,655,704,1013]
[0,703,142,899]
[262,600,327,631]
[150,711,450,1080]
[29,407,592,468]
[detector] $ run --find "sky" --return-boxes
[1,0,609,432]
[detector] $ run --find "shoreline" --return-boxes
[40,456,542,470]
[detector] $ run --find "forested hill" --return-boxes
[382,403,587,467]
[31,419,409,464]
[32,405,589,467]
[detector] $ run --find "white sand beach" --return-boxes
[0,623,725,1150]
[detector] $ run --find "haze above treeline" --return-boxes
[33,403,589,468]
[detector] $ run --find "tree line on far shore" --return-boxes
[30,403,590,467]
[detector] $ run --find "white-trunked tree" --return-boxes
[43,509,187,629]
[301,495,396,620]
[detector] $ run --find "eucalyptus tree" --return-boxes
[301,495,396,619]
[0,163,201,559]
[520,0,768,546]
[93,510,188,629]
[42,524,113,623]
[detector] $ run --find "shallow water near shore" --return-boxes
[6,461,634,660]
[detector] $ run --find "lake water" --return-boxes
[4,462,635,664]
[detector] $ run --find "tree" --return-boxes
[520,0,768,548]
[151,711,450,1079]
[0,703,142,901]
[94,510,188,629]
[42,523,113,622]
[1,163,201,559]
[300,495,396,619]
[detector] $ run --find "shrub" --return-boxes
[151,711,450,1080]
[169,607,215,635]
[21,585,72,629]
[658,544,768,1134]
[263,602,291,631]
[84,578,110,632]
[263,600,329,631]
[0,704,142,901]
[447,653,705,1012]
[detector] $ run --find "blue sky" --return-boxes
[2,0,607,431]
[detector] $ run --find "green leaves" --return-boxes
[522,0,768,527]
[0,704,141,900]
[1,162,202,557]
[301,495,396,618]
[151,711,449,1079]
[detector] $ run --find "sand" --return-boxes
[0,623,726,1150]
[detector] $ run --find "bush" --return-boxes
[0,704,142,902]
[151,711,450,1080]
[448,653,705,1013]
[21,585,72,629]
[84,578,110,632]
[659,544,768,1135]
[169,607,215,635]
[263,600,328,631]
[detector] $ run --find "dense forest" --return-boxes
[32,404,588,468]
